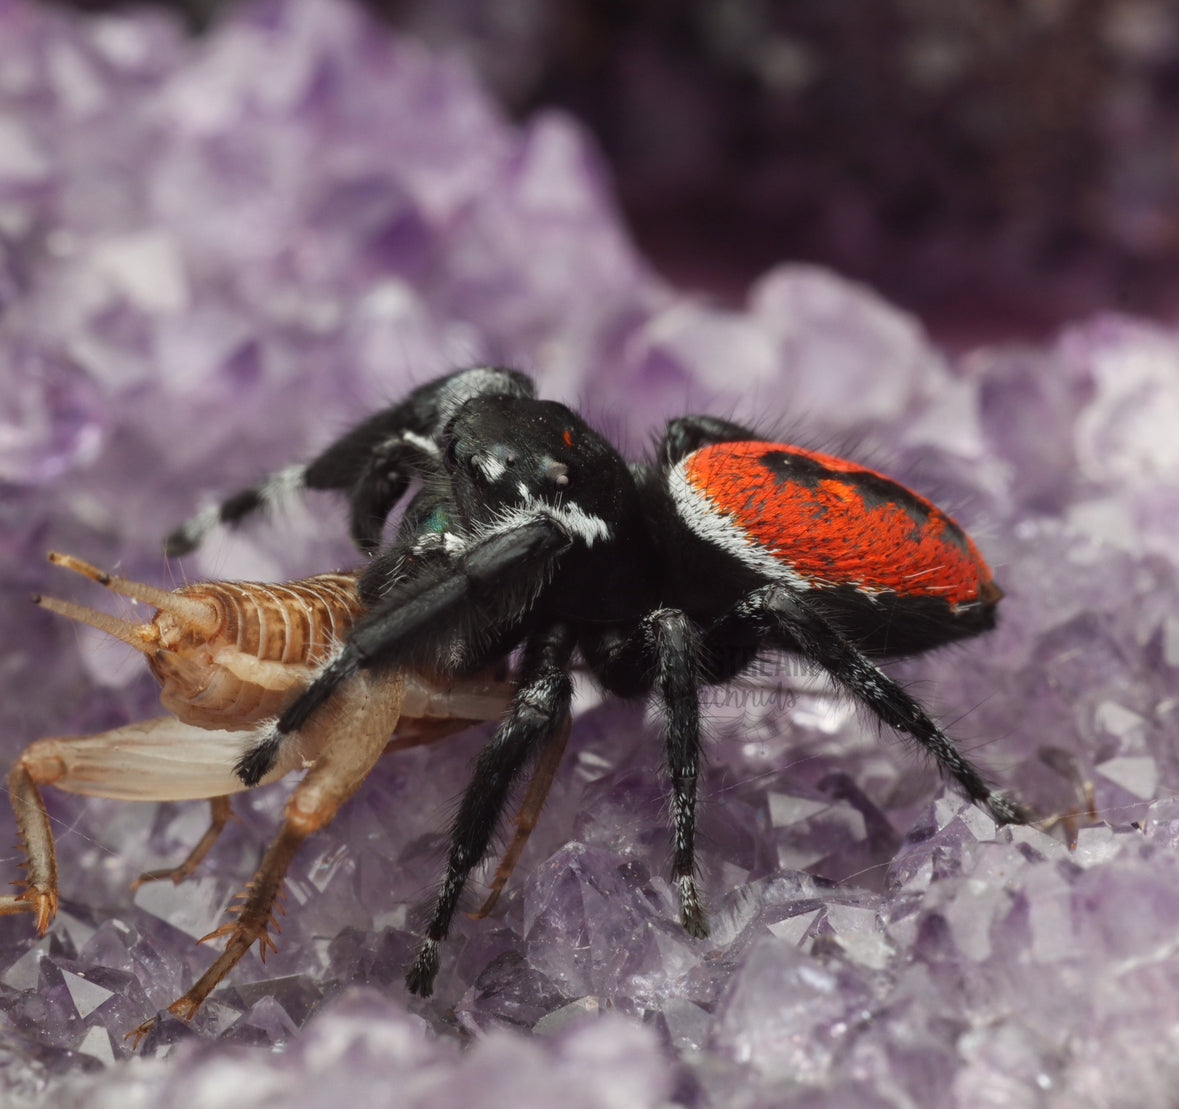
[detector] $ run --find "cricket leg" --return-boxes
[0,757,60,934]
[127,674,514,889]
[384,716,483,753]
[473,713,572,918]
[134,716,510,892]
[130,668,404,1044]
[124,720,475,895]
[0,716,291,935]
[132,796,236,890]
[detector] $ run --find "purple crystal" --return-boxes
[3,1,1179,1106]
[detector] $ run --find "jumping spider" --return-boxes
[162,366,1029,999]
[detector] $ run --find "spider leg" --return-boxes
[162,429,435,558]
[585,609,709,938]
[651,610,708,936]
[163,463,309,558]
[405,623,575,997]
[660,414,760,464]
[235,517,571,788]
[164,367,534,557]
[342,437,439,553]
[472,711,572,919]
[712,584,1031,824]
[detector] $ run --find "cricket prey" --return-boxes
[0,552,533,1040]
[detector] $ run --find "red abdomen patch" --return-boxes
[671,441,999,608]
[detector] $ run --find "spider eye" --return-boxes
[443,438,459,470]
[546,461,570,487]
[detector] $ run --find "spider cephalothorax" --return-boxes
[166,366,1030,997]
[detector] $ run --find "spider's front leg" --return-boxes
[165,366,535,556]
[234,517,572,788]
[710,584,1031,825]
[405,622,575,996]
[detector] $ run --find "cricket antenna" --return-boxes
[34,552,219,648]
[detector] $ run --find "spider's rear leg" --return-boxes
[131,667,405,1044]
[714,584,1031,825]
[405,623,575,997]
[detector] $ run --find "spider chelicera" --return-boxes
[167,366,1030,997]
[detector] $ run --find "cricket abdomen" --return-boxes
[149,572,364,729]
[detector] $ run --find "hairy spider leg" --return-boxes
[342,436,442,553]
[705,585,1031,825]
[584,610,710,936]
[234,517,572,787]
[406,623,576,995]
[164,367,536,557]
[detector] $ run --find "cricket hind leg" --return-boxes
[131,668,404,1044]
[0,716,474,942]
[132,718,501,894]
[127,720,475,895]
[0,716,292,935]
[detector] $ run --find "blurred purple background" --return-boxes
[45,0,1179,338]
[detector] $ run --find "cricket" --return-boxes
[0,552,534,1041]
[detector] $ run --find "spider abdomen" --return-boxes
[669,441,1001,653]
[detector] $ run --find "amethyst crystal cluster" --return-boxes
[2,1,1178,1106]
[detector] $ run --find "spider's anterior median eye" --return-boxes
[443,439,459,470]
